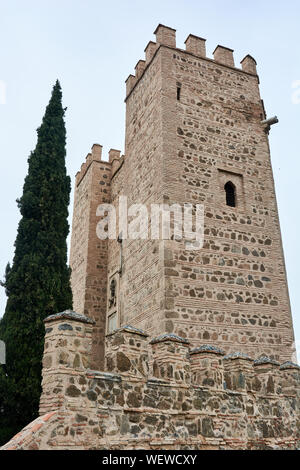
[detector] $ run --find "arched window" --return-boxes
[224,181,236,207]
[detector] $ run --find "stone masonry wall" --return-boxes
[110,25,296,362]
[2,311,299,450]
[69,144,111,369]
[1,26,298,452]
[107,44,165,336]
[162,42,295,361]
[69,25,296,368]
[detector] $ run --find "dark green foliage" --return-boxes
[0,81,72,445]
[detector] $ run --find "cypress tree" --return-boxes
[0,81,72,444]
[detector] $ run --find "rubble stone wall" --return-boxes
[2,311,299,450]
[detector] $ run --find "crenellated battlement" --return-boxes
[75,143,105,186]
[104,327,300,395]
[2,311,299,450]
[125,24,258,99]
[40,313,300,409]
[184,34,206,57]
[75,144,124,187]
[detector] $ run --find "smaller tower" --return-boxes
[69,144,111,369]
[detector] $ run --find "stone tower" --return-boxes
[70,24,296,370]
[3,24,299,452]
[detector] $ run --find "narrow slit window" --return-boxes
[224,181,236,207]
[177,85,181,101]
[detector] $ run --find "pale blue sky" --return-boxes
[0,0,299,360]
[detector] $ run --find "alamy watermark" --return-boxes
[96,196,204,250]
[0,80,6,104]
[292,80,300,104]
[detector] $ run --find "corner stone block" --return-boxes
[279,362,300,396]
[240,55,257,75]
[150,333,190,383]
[39,310,95,415]
[105,325,149,378]
[144,41,158,64]
[125,74,137,97]
[43,310,95,371]
[252,356,281,395]
[154,24,176,48]
[108,148,121,163]
[135,60,146,80]
[109,149,121,175]
[85,152,92,166]
[223,352,254,392]
[91,143,102,161]
[213,45,235,68]
[184,34,206,57]
[189,345,224,389]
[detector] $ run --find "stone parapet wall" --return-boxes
[2,311,299,450]
[125,24,258,99]
[39,310,95,416]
